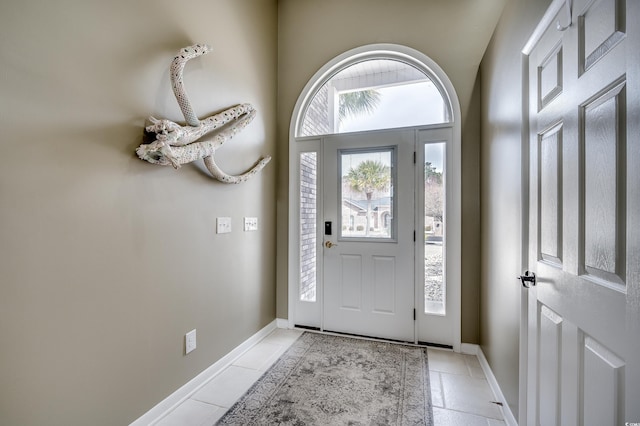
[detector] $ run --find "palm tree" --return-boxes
[338,90,381,127]
[346,160,390,236]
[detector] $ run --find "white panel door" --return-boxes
[525,1,640,424]
[323,130,415,342]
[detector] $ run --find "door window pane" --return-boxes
[424,143,445,314]
[300,152,317,302]
[340,149,394,239]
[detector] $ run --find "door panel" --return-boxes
[538,305,562,426]
[539,123,563,264]
[525,1,639,424]
[323,130,414,342]
[340,254,362,310]
[582,79,626,286]
[372,256,396,314]
[582,335,625,426]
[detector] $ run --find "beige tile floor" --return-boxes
[155,329,507,426]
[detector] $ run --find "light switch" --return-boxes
[216,217,232,234]
[244,217,258,231]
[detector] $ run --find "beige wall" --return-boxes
[0,0,555,422]
[276,0,507,343]
[479,0,552,417]
[0,1,277,424]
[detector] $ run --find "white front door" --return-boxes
[322,130,415,342]
[524,1,640,424]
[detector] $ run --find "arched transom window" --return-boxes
[298,58,451,137]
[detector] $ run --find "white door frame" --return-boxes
[287,44,462,351]
[519,1,574,422]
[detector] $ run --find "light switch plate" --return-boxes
[244,217,258,231]
[216,217,231,234]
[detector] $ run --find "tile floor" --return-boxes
[155,329,507,426]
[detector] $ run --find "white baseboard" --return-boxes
[276,318,289,329]
[130,319,278,426]
[459,343,479,355]
[461,343,518,426]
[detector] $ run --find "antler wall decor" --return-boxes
[136,44,271,184]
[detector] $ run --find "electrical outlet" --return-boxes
[216,217,231,234]
[244,217,258,231]
[185,329,196,354]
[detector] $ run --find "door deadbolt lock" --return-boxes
[517,271,536,288]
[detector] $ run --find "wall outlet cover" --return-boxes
[185,329,197,354]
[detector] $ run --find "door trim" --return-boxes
[287,44,462,351]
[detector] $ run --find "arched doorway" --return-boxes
[288,44,461,348]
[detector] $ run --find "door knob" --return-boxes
[324,241,338,248]
[517,271,536,288]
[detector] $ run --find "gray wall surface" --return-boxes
[480,0,552,417]
[0,1,277,424]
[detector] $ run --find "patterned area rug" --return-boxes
[217,332,433,425]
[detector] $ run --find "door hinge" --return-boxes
[413,230,416,242]
[413,151,416,164]
[413,309,416,321]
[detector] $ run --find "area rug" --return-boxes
[216,332,433,425]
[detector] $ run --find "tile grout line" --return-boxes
[436,371,445,409]
[434,406,505,422]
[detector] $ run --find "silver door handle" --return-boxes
[517,271,536,288]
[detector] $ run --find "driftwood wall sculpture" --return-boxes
[136,44,271,184]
